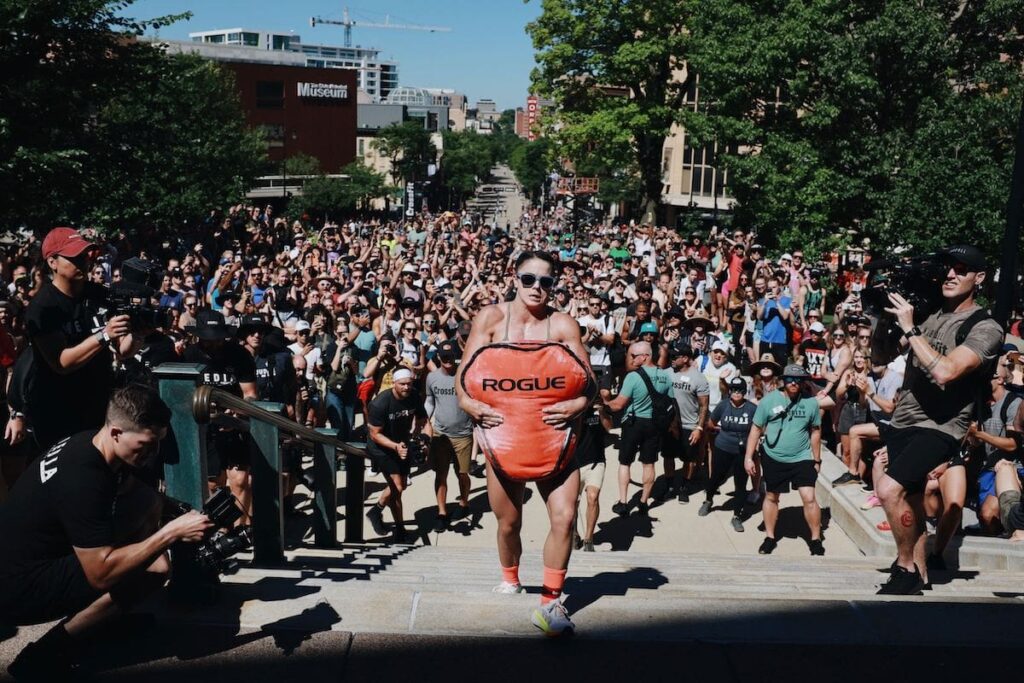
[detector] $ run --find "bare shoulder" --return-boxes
[473,304,505,340]
[549,310,583,342]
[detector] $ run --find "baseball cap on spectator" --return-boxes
[809,322,826,333]
[437,339,461,363]
[942,244,987,271]
[728,377,748,393]
[294,320,311,332]
[750,244,765,253]
[42,227,97,260]
[639,321,659,335]
[781,364,811,380]
[401,297,421,310]
[778,253,793,264]
[666,306,686,320]
[237,314,270,337]
[711,339,731,353]
[190,309,233,341]
[669,340,694,358]
[401,264,417,274]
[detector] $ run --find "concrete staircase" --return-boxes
[171,544,1024,646]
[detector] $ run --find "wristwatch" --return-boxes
[94,329,111,345]
[903,326,922,339]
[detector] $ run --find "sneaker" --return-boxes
[860,495,882,510]
[433,514,448,533]
[573,531,583,550]
[832,472,862,487]
[698,500,713,517]
[926,553,947,571]
[583,540,595,552]
[731,516,744,533]
[876,565,925,595]
[531,600,575,637]
[758,537,778,555]
[612,501,630,517]
[366,504,388,537]
[808,539,825,556]
[471,462,486,478]
[678,488,690,504]
[492,581,525,594]
[7,638,81,683]
[636,501,650,517]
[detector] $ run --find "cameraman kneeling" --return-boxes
[365,368,430,542]
[0,385,212,680]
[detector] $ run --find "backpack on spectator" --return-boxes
[632,367,676,432]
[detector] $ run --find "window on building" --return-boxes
[243,32,259,46]
[357,139,365,157]
[256,81,284,109]
[206,34,225,44]
[227,32,242,43]
[260,124,285,148]
[271,35,290,50]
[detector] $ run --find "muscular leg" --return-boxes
[487,463,526,568]
[933,466,966,557]
[640,463,655,504]
[797,485,821,541]
[979,495,1003,535]
[537,467,581,570]
[848,423,877,478]
[434,447,451,517]
[386,472,406,528]
[876,473,921,574]
[617,464,631,504]
[762,491,780,539]
[456,472,471,507]
[226,467,252,525]
[64,553,171,637]
[584,486,600,541]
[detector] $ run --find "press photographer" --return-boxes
[873,245,1004,594]
[24,228,135,450]
[0,385,213,680]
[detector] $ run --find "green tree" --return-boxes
[86,51,265,233]
[440,130,496,203]
[687,0,1024,257]
[293,161,388,220]
[283,152,321,177]
[508,138,551,200]
[371,121,436,186]
[528,0,691,222]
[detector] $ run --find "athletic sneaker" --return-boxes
[573,531,583,550]
[366,504,388,537]
[7,639,81,683]
[877,565,925,595]
[808,539,825,556]
[926,553,947,571]
[492,581,525,594]
[612,501,630,517]
[636,501,650,517]
[583,540,595,552]
[678,488,690,504]
[758,537,778,555]
[698,500,713,516]
[731,516,744,533]
[832,472,862,487]
[433,514,448,533]
[531,600,575,636]
[471,462,486,478]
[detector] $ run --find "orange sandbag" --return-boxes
[460,341,591,481]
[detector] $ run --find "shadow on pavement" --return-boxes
[562,566,668,614]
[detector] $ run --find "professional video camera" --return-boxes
[165,487,253,575]
[108,257,173,330]
[861,253,949,364]
[405,433,430,466]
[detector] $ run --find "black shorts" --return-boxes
[760,453,818,493]
[368,446,411,477]
[662,428,701,462]
[0,555,102,625]
[208,429,251,474]
[618,418,661,466]
[883,426,959,495]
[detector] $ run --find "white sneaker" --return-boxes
[531,600,575,636]
[492,581,525,594]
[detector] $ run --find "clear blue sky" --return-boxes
[127,0,542,111]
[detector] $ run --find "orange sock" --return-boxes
[540,566,567,605]
[501,565,520,586]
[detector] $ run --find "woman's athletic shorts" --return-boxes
[579,460,606,491]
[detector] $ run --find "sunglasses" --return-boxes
[857,335,871,340]
[404,327,417,332]
[782,377,803,384]
[518,273,555,291]
[948,261,972,276]
[833,334,846,339]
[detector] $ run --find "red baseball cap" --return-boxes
[42,227,96,260]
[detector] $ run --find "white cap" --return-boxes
[294,320,311,332]
[711,339,731,353]
[779,253,793,264]
[809,322,826,333]
[392,368,415,382]
[401,264,417,273]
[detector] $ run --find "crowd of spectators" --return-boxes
[1,204,1023,571]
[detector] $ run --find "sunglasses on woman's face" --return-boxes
[517,273,555,291]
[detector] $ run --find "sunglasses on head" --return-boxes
[517,273,555,291]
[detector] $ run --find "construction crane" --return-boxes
[310,6,451,48]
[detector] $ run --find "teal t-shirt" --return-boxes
[621,366,672,419]
[752,389,821,463]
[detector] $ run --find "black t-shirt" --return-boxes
[269,284,295,314]
[25,280,112,431]
[122,332,179,386]
[800,339,828,380]
[182,341,257,395]
[255,350,294,403]
[367,389,425,456]
[0,432,118,584]
[576,372,612,466]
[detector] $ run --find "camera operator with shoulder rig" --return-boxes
[24,228,136,451]
[0,385,213,681]
[874,245,1003,595]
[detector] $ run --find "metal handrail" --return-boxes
[192,385,367,458]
